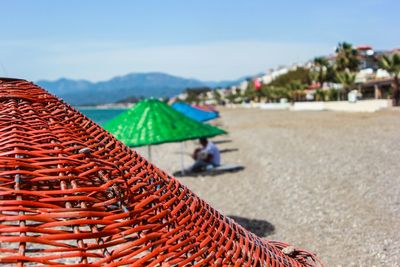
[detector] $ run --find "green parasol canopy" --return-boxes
[104,99,226,147]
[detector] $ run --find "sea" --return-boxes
[77,108,127,125]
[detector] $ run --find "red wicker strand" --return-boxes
[0,78,323,266]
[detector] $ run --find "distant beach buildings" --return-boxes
[173,44,400,106]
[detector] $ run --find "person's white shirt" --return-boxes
[202,141,220,166]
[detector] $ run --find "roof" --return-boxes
[192,104,219,113]
[172,102,219,122]
[356,45,373,50]
[104,99,226,147]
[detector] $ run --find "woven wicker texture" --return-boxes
[0,78,323,266]
[104,99,226,147]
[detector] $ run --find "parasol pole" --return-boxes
[148,145,152,161]
[180,142,185,175]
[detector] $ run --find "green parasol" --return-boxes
[104,99,226,172]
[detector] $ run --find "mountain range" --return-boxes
[37,72,243,106]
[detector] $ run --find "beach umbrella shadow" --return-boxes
[173,165,244,177]
[213,139,233,144]
[220,148,239,153]
[228,216,275,237]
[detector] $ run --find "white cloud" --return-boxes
[0,40,333,81]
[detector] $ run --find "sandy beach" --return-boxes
[137,108,400,266]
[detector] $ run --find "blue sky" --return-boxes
[1,0,399,81]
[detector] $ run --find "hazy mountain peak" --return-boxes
[37,72,242,106]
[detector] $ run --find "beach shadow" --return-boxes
[213,139,232,144]
[219,148,239,153]
[173,148,238,155]
[228,215,275,237]
[173,165,244,178]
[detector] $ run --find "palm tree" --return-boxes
[212,89,222,104]
[272,86,289,102]
[260,85,272,102]
[313,57,329,87]
[286,80,306,102]
[335,42,360,72]
[308,69,319,85]
[335,70,356,100]
[378,53,400,106]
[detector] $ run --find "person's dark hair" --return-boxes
[199,137,208,146]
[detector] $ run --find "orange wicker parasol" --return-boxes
[0,78,323,266]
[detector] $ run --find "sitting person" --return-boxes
[190,137,220,172]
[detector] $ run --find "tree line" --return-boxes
[183,42,400,106]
